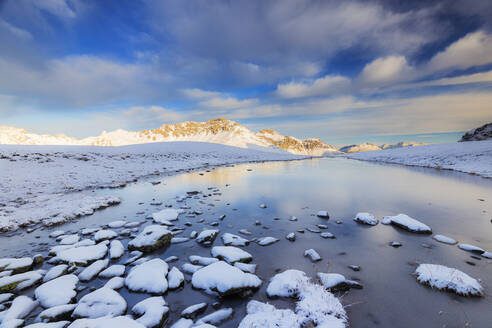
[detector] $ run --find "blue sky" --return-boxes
[0,0,491,146]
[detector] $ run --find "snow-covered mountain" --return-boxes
[0,118,338,156]
[380,141,426,149]
[339,142,382,153]
[460,122,492,141]
[339,141,425,153]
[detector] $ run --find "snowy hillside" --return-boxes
[343,140,492,178]
[0,142,303,231]
[0,119,337,156]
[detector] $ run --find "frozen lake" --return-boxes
[1,157,491,327]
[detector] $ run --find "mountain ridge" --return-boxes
[0,118,338,156]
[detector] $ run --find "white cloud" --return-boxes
[359,56,414,85]
[397,70,492,90]
[199,97,259,109]
[239,91,492,139]
[182,88,221,99]
[147,0,440,74]
[120,106,185,125]
[276,75,351,98]
[225,96,378,120]
[32,0,77,18]
[427,30,492,72]
[0,55,172,108]
[0,19,32,40]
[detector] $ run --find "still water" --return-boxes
[2,158,492,327]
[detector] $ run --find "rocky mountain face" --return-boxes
[460,123,492,141]
[0,118,338,156]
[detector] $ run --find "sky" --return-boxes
[0,0,492,146]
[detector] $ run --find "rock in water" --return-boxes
[191,261,262,296]
[35,274,78,308]
[415,264,483,296]
[132,296,169,328]
[125,259,169,294]
[383,214,432,234]
[72,287,127,318]
[353,212,378,226]
[195,230,219,245]
[128,225,172,252]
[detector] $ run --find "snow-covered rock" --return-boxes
[36,304,76,323]
[181,263,204,274]
[170,318,193,328]
[286,232,296,241]
[304,249,321,262]
[221,233,249,247]
[195,230,219,245]
[94,230,117,242]
[191,261,262,296]
[320,232,335,239]
[458,244,485,254]
[383,214,432,233]
[43,265,68,283]
[68,316,145,328]
[55,244,108,266]
[257,237,279,246]
[125,259,169,294]
[152,209,181,224]
[211,246,252,264]
[295,282,346,327]
[234,262,257,273]
[35,274,78,308]
[78,260,109,281]
[353,212,378,226]
[105,277,125,290]
[253,269,347,327]
[433,235,457,245]
[415,264,483,296]
[1,295,39,322]
[107,220,126,228]
[23,322,68,328]
[109,240,125,259]
[58,235,80,245]
[181,303,207,319]
[266,270,310,298]
[0,258,33,274]
[167,267,184,290]
[0,271,43,292]
[0,293,14,303]
[98,265,125,278]
[481,251,492,259]
[189,256,219,266]
[238,301,299,328]
[80,228,99,236]
[128,225,173,252]
[132,297,169,328]
[196,308,233,326]
[72,287,127,318]
[317,273,362,291]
